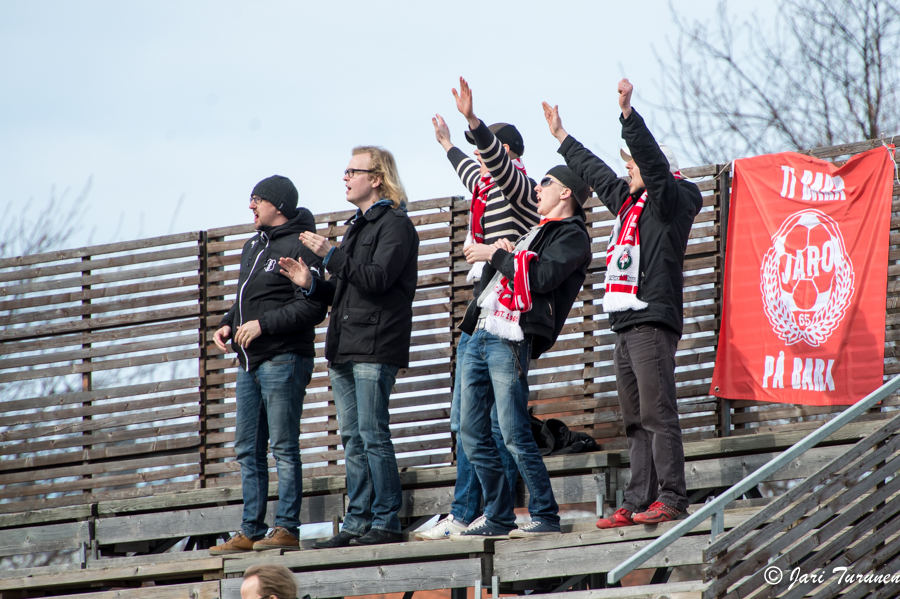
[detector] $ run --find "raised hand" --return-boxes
[432,113,453,151]
[542,102,568,143]
[618,78,633,118]
[452,77,480,129]
[278,256,312,289]
[298,231,333,258]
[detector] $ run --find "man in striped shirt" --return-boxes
[416,78,539,540]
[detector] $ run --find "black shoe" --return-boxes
[349,528,402,546]
[312,530,358,550]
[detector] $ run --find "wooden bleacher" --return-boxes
[0,137,898,598]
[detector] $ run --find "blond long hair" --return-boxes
[353,146,407,209]
[244,564,298,599]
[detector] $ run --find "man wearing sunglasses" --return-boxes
[210,175,327,554]
[417,78,538,540]
[447,78,592,539]
[278,146,418,548]
[543,79,702,528]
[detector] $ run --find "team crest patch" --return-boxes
[616,248,633,271]
[265,259,277,272]
[760,209,854,346]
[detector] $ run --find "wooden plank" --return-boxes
[0,305,200,341]
[617,446,846,491]
[0,520,90,558]
[0,404,201,443]
[0,347,201,383]
[0,435,199,473]
[0,421,200,458]
[0,232,201,268]
[520,582,706,599]
[39,581,221,599]
[0,274,199,312]
[0,319,200,357]
[493,535,707,581]
[95,495,344,544]
[0,452,200,486]
[224,537,489,573]
[220,557,483,599]
[0,480,202,514]
[0,245,200,283]
[0,258,201,295]
[0,504,92,529]
[0,464,201,500]
[0,557,223,591]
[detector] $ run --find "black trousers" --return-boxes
[614,323,689,512]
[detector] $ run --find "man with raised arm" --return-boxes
[415,81,538,540]
[447,78,592,539]
[278,146,418,548]
[209,175,327,555]
[543,79,702,528]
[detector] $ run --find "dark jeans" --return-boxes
[614,323,688,512]
[330,360,403,534]
[459,330,559,528]
[450,332,519,525]
[235,352,313,539]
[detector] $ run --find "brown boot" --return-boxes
[209,531,256,555]
[253,526,300,551]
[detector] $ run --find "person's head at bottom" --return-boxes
[241,564,298,599]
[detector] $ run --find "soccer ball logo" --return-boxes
[760,209,854,346]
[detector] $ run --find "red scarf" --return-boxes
[469,158,527,244]
[603,171,682,312]
[481,250,538,341]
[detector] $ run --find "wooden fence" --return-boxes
[1,139,897,512]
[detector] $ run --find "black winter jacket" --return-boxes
[220,209,328,371]
[460,216,591,359]
[308,202,419,368]
[558,109,703,336]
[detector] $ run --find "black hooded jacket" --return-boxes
[558,109,703,336]
[459,216,592,359]
[219,209,328,371]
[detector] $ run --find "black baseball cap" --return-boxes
[464,122,525,157]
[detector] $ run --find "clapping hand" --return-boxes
[278,256,312,289]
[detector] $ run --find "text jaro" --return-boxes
[762,351,835,392]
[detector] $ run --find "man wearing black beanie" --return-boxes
[209,175,327,554]
[544,79,702,529]
[448,78,593,539]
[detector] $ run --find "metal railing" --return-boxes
[607,372,900,584]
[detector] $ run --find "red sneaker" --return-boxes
[596,507,635,529]
[632,502,686,524]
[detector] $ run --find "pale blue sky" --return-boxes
[0,0,773,249]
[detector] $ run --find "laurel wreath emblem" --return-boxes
[760,243,855,347]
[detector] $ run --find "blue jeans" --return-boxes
[330,361,403,534]
[235,352,313,540]
[451,332,519,524]
[459,330,559,528]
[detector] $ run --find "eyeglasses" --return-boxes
[344,168,373,179]
[250,196,267,206]
[540,176,564,188]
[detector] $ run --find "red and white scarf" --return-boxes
[603,172,682,312]
[465,158,527,282]
[480,250,538,341]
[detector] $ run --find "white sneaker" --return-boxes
[414,514,468,540]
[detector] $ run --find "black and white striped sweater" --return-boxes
[446,121,540,245]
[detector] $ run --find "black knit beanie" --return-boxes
[546,165,590,207]
[251,175,299,219]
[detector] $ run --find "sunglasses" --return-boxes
[540,176,564,188]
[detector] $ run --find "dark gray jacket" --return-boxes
[308,202,419,368]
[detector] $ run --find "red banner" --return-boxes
[710,147,895,406]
